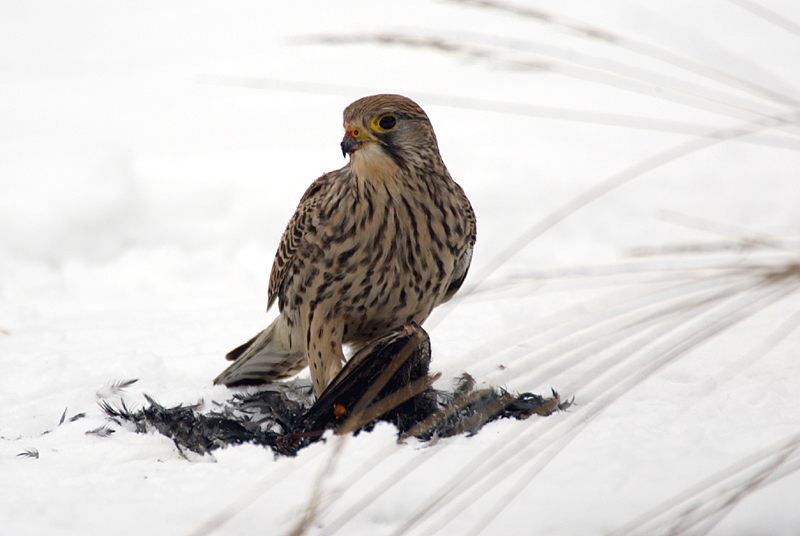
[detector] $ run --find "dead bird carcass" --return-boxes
[101,324,570,456]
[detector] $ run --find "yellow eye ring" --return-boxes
[371,114,397,132]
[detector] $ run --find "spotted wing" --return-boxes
[441,185,477,303]
[267,173,334,311]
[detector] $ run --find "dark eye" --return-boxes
[379,115,397,130]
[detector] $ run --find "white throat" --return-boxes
[350,142,401,182]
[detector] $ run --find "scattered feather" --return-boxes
[112,378,139,391]
[85,426,115,438]
[102,325,565,456]
[96,378,139,399]
[17,448,39,459]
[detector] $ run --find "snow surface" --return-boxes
[2,1,800,534]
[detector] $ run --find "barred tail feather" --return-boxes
[214,316,305,387]
[225,332,259,361]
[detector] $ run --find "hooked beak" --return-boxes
[340,127,369,158]
[341,134,361,158]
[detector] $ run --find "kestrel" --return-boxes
[214,94,476,396]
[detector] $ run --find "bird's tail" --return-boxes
[213,316,305,387]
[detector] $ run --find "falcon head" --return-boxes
[340,94,440,176]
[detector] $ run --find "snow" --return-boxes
[2,1,800,534]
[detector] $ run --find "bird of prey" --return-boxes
[214,94,476,397]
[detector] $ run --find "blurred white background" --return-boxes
[2,1,799,535]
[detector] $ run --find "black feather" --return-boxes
[100,325,568,457]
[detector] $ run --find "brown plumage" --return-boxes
[214,94,476,396]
